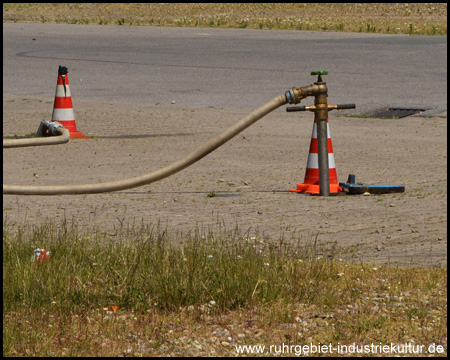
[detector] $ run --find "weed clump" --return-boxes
[3,220,447,356]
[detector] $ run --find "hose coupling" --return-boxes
[285,88,299,104]
[36,120,65,137]
[47,121,65,136]
[285,84,327,104]
[285,87,311,104]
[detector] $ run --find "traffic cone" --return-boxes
[51,65,85,139]
[289,119,341,194]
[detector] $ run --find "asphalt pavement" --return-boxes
[3,23,447,116]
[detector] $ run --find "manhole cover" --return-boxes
[363,107,425,119]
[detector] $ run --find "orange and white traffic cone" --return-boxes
[290,119,341,194]
[51,65,85,139]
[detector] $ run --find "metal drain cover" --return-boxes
[363,107,425,119]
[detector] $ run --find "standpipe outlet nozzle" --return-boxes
[285,84,327,104]
[285,71,329,104]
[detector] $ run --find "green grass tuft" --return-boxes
[3,219,447,356]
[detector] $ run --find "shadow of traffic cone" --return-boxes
[289,118,341,194]
[51,65,86,139]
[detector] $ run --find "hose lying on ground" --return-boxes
[3,94,287,195]
[3,121,70,148]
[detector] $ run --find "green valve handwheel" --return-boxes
[311,71,328,75]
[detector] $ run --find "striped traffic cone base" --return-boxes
[51,66,88,139]
[290,119,341,194]
[68,130,84,139]
[290,182,342,194]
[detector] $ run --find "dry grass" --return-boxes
[3,3,447,35]
[3,220,447,356]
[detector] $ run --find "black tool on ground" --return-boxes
[340,174,405,194]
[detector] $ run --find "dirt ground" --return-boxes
[3,93,447,267]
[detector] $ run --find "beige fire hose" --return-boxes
[3,121,70,148]
[3,94,287,195]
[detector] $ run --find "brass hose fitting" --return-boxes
[285,83,327,104]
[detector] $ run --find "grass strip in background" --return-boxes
[3,219,447,356]
[2,3,447,35]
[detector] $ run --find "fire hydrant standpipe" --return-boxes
[286,71,356,196]
[3,94,288,195]
[312,71,330,196]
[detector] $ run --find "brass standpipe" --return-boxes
[313,71,330,196]
[286,71,356,196]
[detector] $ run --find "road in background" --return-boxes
[3,23,447,116]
